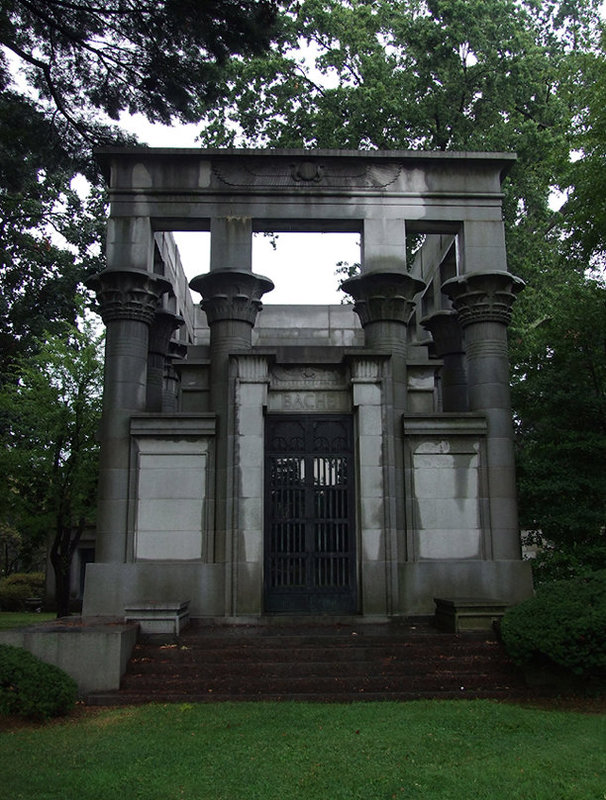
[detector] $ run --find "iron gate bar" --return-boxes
[264,415,357,613]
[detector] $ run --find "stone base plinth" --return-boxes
[82,562,226,617]
[397,560,533,616]
[125,601,190,635]
[434,597,509,632]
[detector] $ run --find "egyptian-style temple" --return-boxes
[82,147,533,622]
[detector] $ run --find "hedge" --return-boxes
[500,570,606,675]
[0,572,45,611]
[0,644,77,719]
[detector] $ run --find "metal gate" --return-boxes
[264,415,357,613]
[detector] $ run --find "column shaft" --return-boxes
[189,269,273,569]
[421,310,468,412]
[443,271,524,560]
[87,269,170,563]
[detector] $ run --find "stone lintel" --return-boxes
[130,414,216,437]
[87,269,171,325]
[403,413,488,437]
[442,271,524,328]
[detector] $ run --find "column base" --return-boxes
[397,559,533,615]
[82,562,226,617]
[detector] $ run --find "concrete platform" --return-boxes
[0,617,138,695]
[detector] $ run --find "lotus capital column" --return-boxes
[442,270,524,560]
[86,268,171,563]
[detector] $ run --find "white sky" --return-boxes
[120,114,359,304]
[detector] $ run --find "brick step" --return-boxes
[126,656,515,679]
[87,621,529,705]
[131,641,502,662]
[120,668,524,693]
[88,687,531,706]
[138,631,497,643]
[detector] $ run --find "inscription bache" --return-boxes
[269,391,350,413]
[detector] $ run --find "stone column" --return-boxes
[421,310,468,412]
[341,271,425,408]
[86,269,171,563]
[146,309,184,413]
[164,341,188,413]
[442,271,524,560]
[341,271,425,591]
[189,269,273,566]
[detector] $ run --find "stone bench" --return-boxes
[434,597,508,633]
[124,601,190,636]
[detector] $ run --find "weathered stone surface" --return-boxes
[82,147,532,627]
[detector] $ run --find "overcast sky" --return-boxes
[121,114,359,305]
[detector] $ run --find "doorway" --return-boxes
[264,415,357,613]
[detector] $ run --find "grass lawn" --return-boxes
[0,612,55,630]
[0,700,604,800]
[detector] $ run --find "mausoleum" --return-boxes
[83,147,533,621]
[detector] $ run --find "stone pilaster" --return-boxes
[86,269,171,563]
[421,310,468,412]
[342,271,425,574]
[147,310,184,413]
[442,271,524,560]
[231,355,271,615]
[189,269,274,565]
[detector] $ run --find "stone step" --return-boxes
[130,652,509,675]
[131,638,502,659]
[88,687,529,706]
[120,674,523,696]
[87,620,529,706]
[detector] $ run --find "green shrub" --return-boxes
[0,572,45,611]
[528,541,606,586]
[0,644,77,719]
[501,570,606,675]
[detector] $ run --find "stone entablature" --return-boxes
[268,363,351,414]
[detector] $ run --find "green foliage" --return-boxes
[0,644,77,719]
[0,572,45,611]
[511,275,606,547]
[528,541,606,586]
[501,571,606,675]
[198,0,600,218]
[0,612,55,630]
[0,319,103,616]
[0,1,279,383]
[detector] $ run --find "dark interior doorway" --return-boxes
[264,415,357,613]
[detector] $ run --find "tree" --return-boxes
[560,30,606,268]
[0,318,103,616]
[0,0,279,154]
[0,0,280,382]
[196,0,606,565]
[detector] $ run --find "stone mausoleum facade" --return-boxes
[83,147,533,621]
